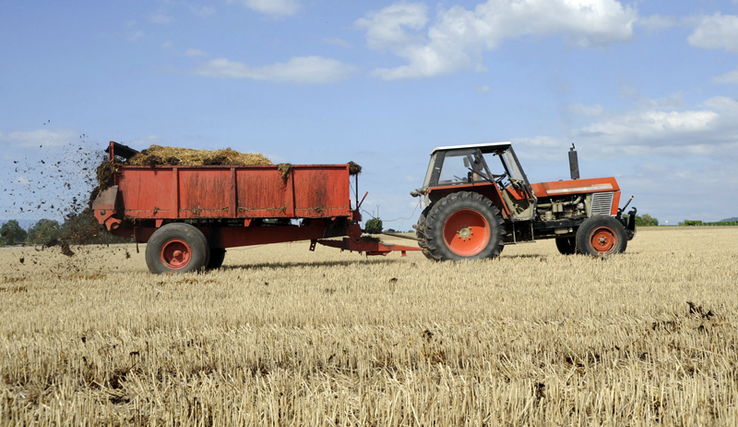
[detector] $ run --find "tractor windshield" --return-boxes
[498,148,527,185]
[424,149,492,187]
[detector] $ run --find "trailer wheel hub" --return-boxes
[160,239,192,269]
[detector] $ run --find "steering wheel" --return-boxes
[495,172,508,188]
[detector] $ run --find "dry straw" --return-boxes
[5,206,737,425]
[126,144,273,167]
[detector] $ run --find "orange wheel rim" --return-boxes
[160,239,192,269]
[589,227,618,254]
[443,209,491,257]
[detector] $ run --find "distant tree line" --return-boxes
[678,220,738,226]
[623,213,659,227]
[0,209,126,246]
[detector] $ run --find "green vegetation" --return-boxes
[1,211,126,246]
[680,219,738,226]
[0,220,27,245]
[623,213,659,227]
[635,213,658,227]
[25,219,61,245]
[364,217,383,234]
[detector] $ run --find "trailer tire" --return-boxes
[414,206,437,260]
[146,223,211,274]
[424,192,504,261]
[207,248,226,270]
[555,237,576,255]
[576,216,627,256]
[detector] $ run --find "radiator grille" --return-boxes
[590,192,614,216]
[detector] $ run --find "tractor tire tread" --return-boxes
[423,191,504,261]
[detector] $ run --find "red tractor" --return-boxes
[412,142,636,260]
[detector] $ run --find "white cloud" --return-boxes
[128,30,145,42]
[702,96,738,113]
[515,97,738,162]
[184,48,208,57]
[129,135,163,148]
[357,0,637,80]
[231,0,301,17]
[575,110,720,144]
[354,2,429,51]
[619,86,683,110]
[191,6,216,18]
[193,56,357,84]
[567,104,605,116]
[323,38,354,49]
[475,85,491,93]
[637,14,677,32]
[13,176,30,186]
[713,67,738,84]
[687,13,738,52]
[0,130,77,148]
[162,41,174,49]
[150,9,174,24]
[638,93,683,110]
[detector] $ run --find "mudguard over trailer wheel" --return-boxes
[423,191,504,261]
[146,223,211,274]
[576,215,627,256]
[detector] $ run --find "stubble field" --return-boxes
[1,227,737,426]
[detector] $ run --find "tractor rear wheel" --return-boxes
[414,206,436,260]
[146,223,210,274]
[555,237,576,255]
[575,216,627,256]
[423,192,504,261]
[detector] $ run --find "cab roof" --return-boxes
[430,141,512,155]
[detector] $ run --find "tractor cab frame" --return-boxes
[417,142,537,222]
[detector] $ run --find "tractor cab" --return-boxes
[415,142,537,221]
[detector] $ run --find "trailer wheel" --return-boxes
[424,192,504,261]
[414,206,437,260]
[146,223,210,274]
[555,237,576,255]
[576,216,627,256]
[207,248,226,270]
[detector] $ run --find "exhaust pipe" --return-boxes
[568,144,579,180]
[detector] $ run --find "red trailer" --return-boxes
[93,142,419,273]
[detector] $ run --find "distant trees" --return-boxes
[635,214,658,227]
[60,209,124,245]
[623,213,659,227]
[365,218,383,234]
[0,210,127,246]
[0,220,27,245]
[26,219,61,245]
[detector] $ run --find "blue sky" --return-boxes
[2,0,738,228]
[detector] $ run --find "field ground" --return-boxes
[1,227,737,426]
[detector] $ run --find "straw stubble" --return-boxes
[1,227,737,425]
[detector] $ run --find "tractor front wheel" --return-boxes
[575,216,627,256]
[146,223,211,274]
[423,192,504,261]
